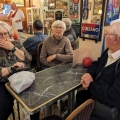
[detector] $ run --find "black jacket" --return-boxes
[88,48,120,119]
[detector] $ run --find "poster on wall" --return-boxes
[56,0,63,9]
[55,11,62,20]
[104,0,120,26]
[46,11,54,18]
[93,0,102,15]
[74,4,78,11]
[63,10,68,18]
[44,0,48,7]
[12,0,24,6]
[83,0,89,20]
[48,0,55,9]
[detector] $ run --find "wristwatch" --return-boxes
[11,46,18,53]
[7,67,12,74]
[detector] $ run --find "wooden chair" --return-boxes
[66,99,94,120]
[28,42,43,71]
[37,42,43,70]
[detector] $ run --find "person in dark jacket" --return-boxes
[23,20,48,51]
[76,22,120,120]
[62,18,77,42]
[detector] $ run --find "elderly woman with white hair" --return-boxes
[62,18,77,42]
[40,20,73,67]
[0,21,32,120]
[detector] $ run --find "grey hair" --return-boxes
[62,18,72,29]
[52,20,66,31]
[0,21,12,34]
[110,22,120,37]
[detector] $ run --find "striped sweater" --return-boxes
[40,36,73,67]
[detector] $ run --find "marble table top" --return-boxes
[6,63,87,114]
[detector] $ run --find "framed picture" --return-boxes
[48,0,55,9]
[46,11,54,18]
[104,0,120,26]
[93,0,102,15]
[56,0,63,9]
[12,0,24,6]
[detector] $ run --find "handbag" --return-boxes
[91,100,118,120]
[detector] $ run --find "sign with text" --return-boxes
[81,23,100,36]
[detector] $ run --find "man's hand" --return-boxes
[47,54,56,62]
[81,73,93,90]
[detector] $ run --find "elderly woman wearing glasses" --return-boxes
[40,20,73,68]
[0,21,32,120]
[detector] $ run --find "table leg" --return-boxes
[16,101,20,120]
[68,91,75,113]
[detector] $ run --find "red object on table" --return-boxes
[82,57,92,68]
[13,33,18,40]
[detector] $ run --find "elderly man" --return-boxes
[7,2,25,32]
[62,18,77,42]
[76,22,120,120]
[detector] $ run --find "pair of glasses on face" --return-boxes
[0,32,9,38]
[54,26,64,30]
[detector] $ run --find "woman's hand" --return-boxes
[47,54,56,62]
[81,73,93,90]
[0,39,14,50]
[12,62,25,69]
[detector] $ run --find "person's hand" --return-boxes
[9,10,13,15]
[0,37,14,50]
[0,38,14,50]
[81,73,93,90]
[12,62,25,69]
[47,54,56,62]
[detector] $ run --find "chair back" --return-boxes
[37,42,43,70]
[66,99,94,120]
[71,39,79,50]
[28,50,38,71]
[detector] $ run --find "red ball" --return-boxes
[82,57,92,68]
[13,33,18,40]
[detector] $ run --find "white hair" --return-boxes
[110,22,120,37]
[0,21,12,34]
[62,18,72,29]
[52,20,66,31]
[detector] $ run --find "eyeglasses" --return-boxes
[54,26,64,30]
[0,32,9,38]
[104,33,118,38]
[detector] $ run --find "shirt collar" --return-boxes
[108,49,120,60]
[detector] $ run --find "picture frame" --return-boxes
[12,0,24,6]
[104,0,120,26]
[46,11,54,19]
[93,0,102,15]
[56,0,63,9]
[48,0,55,10]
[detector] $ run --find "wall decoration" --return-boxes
[48,0,55,9]
[44,0,48,7]
[88,2,92,10]
[70,0,73,8]
[104,0,120,26]
[63,10,68,17]
[83,0,88,20]
[73,11,78,18]
[55,11,62,20]
[44,20,53,29]
[74,4,78,11]
[93,0,102,15]
[73,0,79,4]
[12,0,24,6]
[46,11,54,18]
[56,0,63,9]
